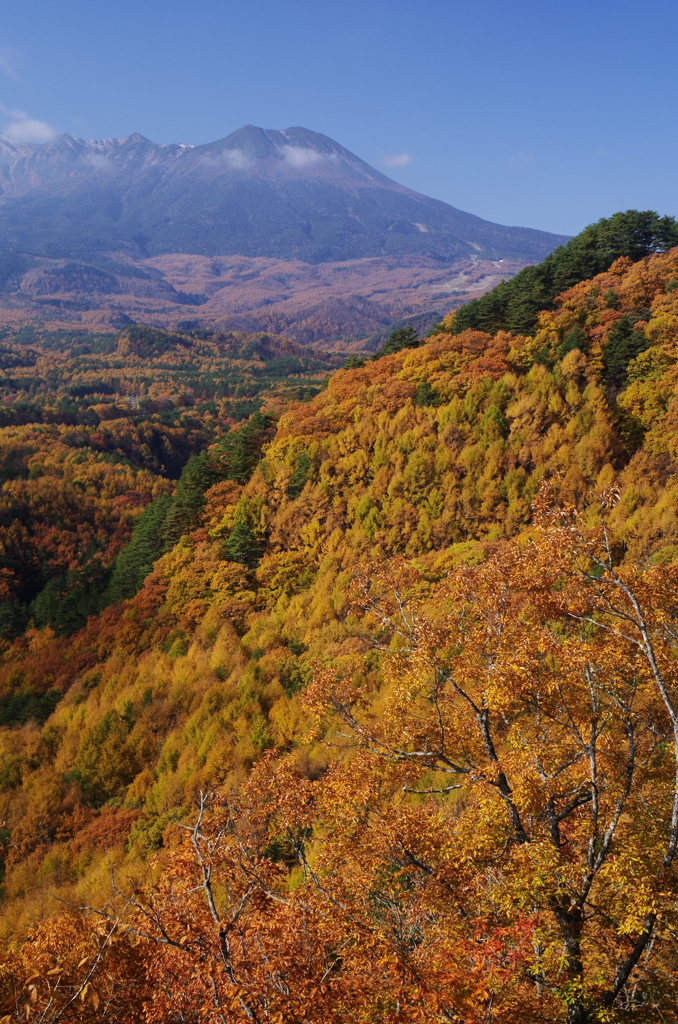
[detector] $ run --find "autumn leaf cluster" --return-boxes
[0,239,678,1019]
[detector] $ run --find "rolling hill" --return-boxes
[0,213,678,1020]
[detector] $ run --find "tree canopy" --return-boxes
[452,209,678,336]
[1,223,678,1020]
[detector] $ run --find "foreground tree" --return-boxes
[302,490,678,1021]
[3,493,678,1022]
[0,912,145,1024]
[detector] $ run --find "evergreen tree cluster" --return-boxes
[452,210,678,337]
[161,453,217,549]
[343,327,423,371]
[105,494,174,605]
[287,452,312,499]
[223,498,262,569]
[33,558,111,636]
[374,326,422,359]
[29,414,273,635]
[603,311,651,388]
[208,411,272,483]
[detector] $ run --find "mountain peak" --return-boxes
[0,124,569,264]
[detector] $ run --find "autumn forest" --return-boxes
[1,211,678,1022]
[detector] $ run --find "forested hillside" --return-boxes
[0,324,336,640]
[2,213,678,1022]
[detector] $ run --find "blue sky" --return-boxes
[1,0,677,236]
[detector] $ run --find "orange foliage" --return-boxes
[2,252,678,1018]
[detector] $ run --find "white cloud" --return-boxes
[281,145,323,168]
[84,151,114,171]
[202,147,253,170]
[383,152,413,168]
[1,108,57,143]
[224,147,252,169]
[0,46,21,80]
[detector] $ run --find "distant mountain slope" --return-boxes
[0,125,568,263]
[0,250,535,349]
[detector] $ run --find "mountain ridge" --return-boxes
[0,124,568,263]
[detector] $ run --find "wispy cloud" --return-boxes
[1,107,58,143]
[202,147,253,170]
[223,147,252,169]
[0,46,21,80]
[83,151,115,172]
[281,145,323,168]
[383,152,413,168]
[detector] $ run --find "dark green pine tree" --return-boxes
[53,559,111,633]
[161,452,217,548]
[342,354,366,370]
[375,326,421,359]
[0,600,29,642]
[210,412,272,483]
[559,325,588,358]
[32,576,65,630]
[33,557,111,635]
[224,499,262,569]
[287,452,311,499]
[414,381,437,407]
[603,313,650,388]
[105,493,173,605]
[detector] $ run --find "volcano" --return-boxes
[0,125,567,263]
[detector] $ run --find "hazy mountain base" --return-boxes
[0,245,678,950]
[0,122,565,352]
[0,249,528,349]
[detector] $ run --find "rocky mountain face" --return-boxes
[0,125,569,345]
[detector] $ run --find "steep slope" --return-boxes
[4,204,678,1024]
[1,234,678,942]
[0,125,568,263]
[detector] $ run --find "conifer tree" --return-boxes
[33,557,110,634]
[210,411,272,483]
[603,312,649,387]
[224,499,262,568]
[105,494,173,605]
[373,326,421,358]
[287,452,311,498]
[161,452,216,547]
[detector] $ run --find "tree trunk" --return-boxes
[567,1006,593,1024]
[554,904,591,1024]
